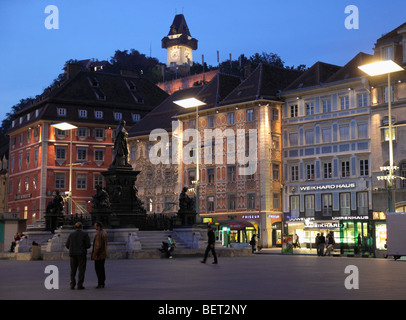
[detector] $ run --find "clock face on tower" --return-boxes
[171,48,180,61]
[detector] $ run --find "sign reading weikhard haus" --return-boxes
[299,183,356,192]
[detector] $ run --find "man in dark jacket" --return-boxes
[201,225,218,264]
[66,222,91,289]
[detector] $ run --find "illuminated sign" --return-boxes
[299,183,356,192]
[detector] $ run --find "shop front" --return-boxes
[286,216,373,254]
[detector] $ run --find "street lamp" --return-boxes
[51,122,78,215]
[174,98,206,222]
[358,60,404,212]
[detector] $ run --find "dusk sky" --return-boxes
[1,0,405,123]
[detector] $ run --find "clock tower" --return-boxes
[162,14,198,68]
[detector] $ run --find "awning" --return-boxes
[217,220,255,231]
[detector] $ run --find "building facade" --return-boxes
[281,54,376,253]
[7,65,168,224]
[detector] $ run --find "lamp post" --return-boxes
[358,60,404,212]
[174,98,206,222]
[51,122,78,215]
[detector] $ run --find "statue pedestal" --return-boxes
[98,165,146,228]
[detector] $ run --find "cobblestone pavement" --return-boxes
[1,254,405,300]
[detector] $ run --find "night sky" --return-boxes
[1,0,405,122]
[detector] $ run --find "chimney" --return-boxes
[65,63,82,80]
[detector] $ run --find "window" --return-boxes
[57,108,67,117]
[228,112,235,124]
[384,86,394,103]
[130,146,137,161]
[290,105,298,118]
[357,192,368,215]
[381,116,396,142]
[76,128,88,139]
[306,164,315,180]
[341,161,350,177]
[357,123,368,139]
[305,195,315,217]
[189,119,196,129]
[76,174,87,189]
[188,170,196,186]
[228,194,236,210]
[95,111,103,119]
[272,108,279,120]
[291,165,299,181]
[227,166,236,182]
[322,194,332,216]
[322,128,331,143]
[340,193,351,215]
[207,168,215,184]
[114,112,122,121]
[164,197,172,212]
[323,162,332,179]
[401,163,406,188]
[382,45,394,60]
[132,113,141,122]
[273,193,280,209]
[357,93,368,107]
[77,148,88,161]
[94,128,106,139]
[55,173,65,189]
[26,150,30,167]
[55,147,66,160]
[246,109,254,121]
[94,149,104,162]
[207,196,215,212]
[290,196,300,217]
[305,102,314,115]
[305,130,314,145]
[24,176,29,192]
[208,115,215,127]
[272,164,280,180]
[247,193,256,210]
[339,125,350,141]
[359,159,369,176]
[289,132,298,147]
[340,96,349,110]
[93,173,103,187]
[78,109,87,118]
[146,197,153,212]
[33,174,37,190]
[322,99,331,113]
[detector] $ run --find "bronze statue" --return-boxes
[179,187,194,211]
[46,190,64,214]
[92,185,111,209]
[112,120,129,166]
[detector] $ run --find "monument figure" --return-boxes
[177,187,196,225]
[112,120,130,167]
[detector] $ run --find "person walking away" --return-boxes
[66,222,91,289]
[318,232,326,256]
[201,225,218,264]
[91,222,108,288]
[249,234,257,253]
[295,233,301,249]
[167,235,176,259]
[315,233,320,256]
[325,231,335,256]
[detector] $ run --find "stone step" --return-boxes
[137,231,188,250]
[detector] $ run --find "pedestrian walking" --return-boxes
[167,235,176,259]
[315,233,320,256]
[249,234,257,253]
[201,225,218,264]
[325,231,335,256]
[294,233,301,249]
[318,232,326,257]
[65,222,91,290]
[91,221,108,288]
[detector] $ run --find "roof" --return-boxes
[9,70,169,133]
[175,73,242,115]
[161,14,198,50]
[220,63,303,105]
[325,52,375,83]
[128,86,203,137]
[283,61,341,92]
